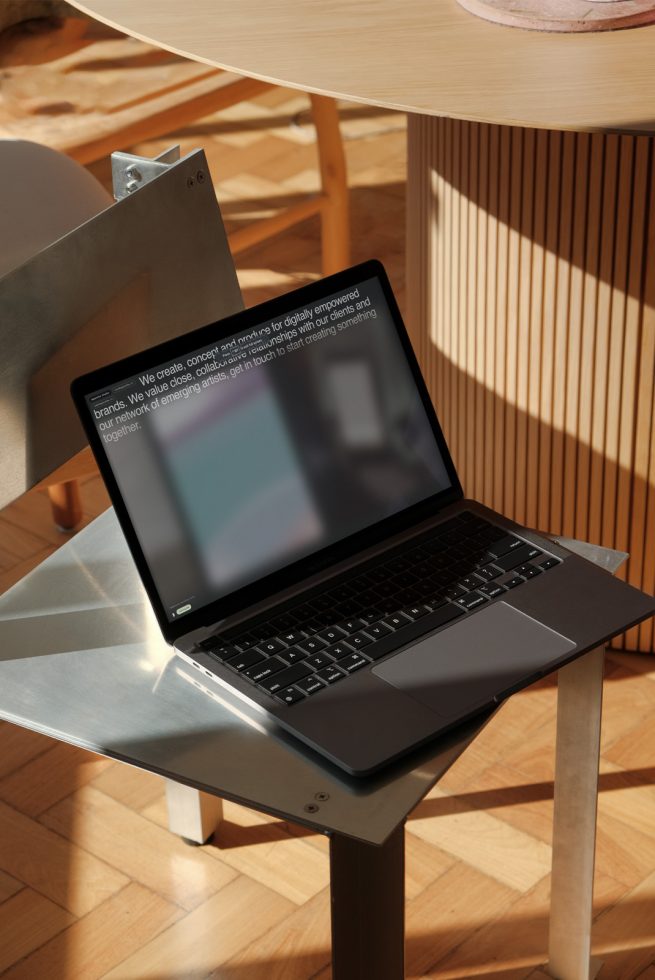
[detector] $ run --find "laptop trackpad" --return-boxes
[373,602,575,720]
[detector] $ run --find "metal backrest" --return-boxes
[0,142,243,508]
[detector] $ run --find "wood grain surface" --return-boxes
[406,116,655,652]
[67,0,655,133]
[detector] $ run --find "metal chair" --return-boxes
[0,140,243,530]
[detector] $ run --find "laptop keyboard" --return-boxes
[196,511,561,706]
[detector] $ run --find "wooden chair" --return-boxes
[0,9,349,531]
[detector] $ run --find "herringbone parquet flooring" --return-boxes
[1,44,654,980]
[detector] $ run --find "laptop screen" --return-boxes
[81,269,455,626]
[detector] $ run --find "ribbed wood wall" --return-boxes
[406,116,655,652]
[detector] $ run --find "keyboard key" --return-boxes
[269,613,298,631]
[278,647,305,665]
[425,597,448,611]
[362,621,393,640]
[335,602,359,617]
[402,604,431,620]
[358,590,385,608]
[251,625,276,641]
[328,585,355,603]
[441,529,464,546]
[296,636,329,655]
[316,664,347,684]
[340,653,370,673]
[294,602,318,619]
[337,618,368,634]
[458,575,485,592]
[345,631,373,650]
[395,589,422,606]
[225,649,267,672]
[295,675,325,695]
[456,591,490,611]
[259,662,313,693]
[517,563,542,579]
[382,612,412,630]
[540,557,561,570]
[312,595,336,612]
[243,657,286,683]
[445,585,466,600]
[255,638,287,656]
[279,629,308,645]
[476,564,502,582]
[493,544,543,572]
[486,535,525,558]
[203,643,239,661]
[373,582,398,598]
[385,556,412,573]
[503,575,525,589]
[316,626,347,645]
[305,653,334,671]
[325,642,354,660]
[471,522,506,543]
[359,609,384,624]
[303,618,326,634]
[231,634,258,651]
[274,686,306,705]
[435,515,468,534]
[478,582,506,599]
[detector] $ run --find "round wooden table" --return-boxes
[70,0,655,652]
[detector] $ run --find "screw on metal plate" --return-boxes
[187,176,195,188]
[196,170,206,183]
[314,792,329,802]
[111,146,182,200]
[304,803,319,813]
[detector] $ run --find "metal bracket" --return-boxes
[111,145,182,200]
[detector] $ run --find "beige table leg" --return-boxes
[547,647,604,980]
[165,780,223,845]
[405,114,655,656]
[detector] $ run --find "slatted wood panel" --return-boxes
[407,117,655,652]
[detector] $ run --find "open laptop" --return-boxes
[72,260,655,776]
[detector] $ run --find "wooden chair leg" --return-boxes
[48,480,83,531]
[310,93,350,276]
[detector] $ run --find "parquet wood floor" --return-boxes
[1,73,654,980]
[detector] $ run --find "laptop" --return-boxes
[71,260,655,776]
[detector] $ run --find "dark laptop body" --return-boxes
[71,260,655,776]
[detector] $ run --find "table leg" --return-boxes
[405,113,655,657]
[329,822,405,980]
[547,647,605,980]
[165,779,223,845]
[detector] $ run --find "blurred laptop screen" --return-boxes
[85,276,452,621]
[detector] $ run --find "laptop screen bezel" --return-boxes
[71,259,463,643]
